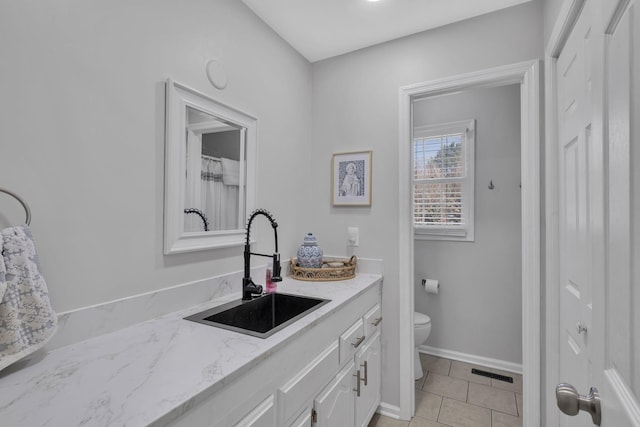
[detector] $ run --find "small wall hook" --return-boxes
[488,180,494,190]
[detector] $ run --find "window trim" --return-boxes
[412,119,475,242]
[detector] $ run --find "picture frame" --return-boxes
[332,150,372,206]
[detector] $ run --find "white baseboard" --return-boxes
[419,345,523,375]
[377,402,401,419]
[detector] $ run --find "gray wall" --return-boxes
[0,0,312,312]
[543,0,566,48]
[413,84,522,365]
[202,130,241,161]
[310,1,543,408]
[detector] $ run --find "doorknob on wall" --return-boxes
[556,383,601,425]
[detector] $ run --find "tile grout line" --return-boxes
[436,388,444,425]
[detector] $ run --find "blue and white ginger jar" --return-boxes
[297,233,323,268]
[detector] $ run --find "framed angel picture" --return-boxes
[332,150,372,206]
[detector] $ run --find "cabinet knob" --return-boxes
[372,317,383,326]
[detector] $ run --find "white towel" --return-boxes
[221,157,240,186]
[0,225,57,371]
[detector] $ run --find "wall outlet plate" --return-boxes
[347,226,359,247]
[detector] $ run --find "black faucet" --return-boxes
[243,209,282,300]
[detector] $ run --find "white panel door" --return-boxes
[599,0,640,425]
[554,0,640,425]
[556,3,595,425]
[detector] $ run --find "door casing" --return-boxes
[398,60,541,424]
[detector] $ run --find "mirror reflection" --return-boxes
[164,78,256,254]
[184,106,244,233]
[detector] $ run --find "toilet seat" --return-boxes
[414,312,431,326]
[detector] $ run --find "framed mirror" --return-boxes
[164,79,256,254]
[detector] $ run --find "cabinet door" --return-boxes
[234,395,275,427]
[278,341,339,423]
[354,331,381,427]
[288,408,312,427]
[313,361,355,427]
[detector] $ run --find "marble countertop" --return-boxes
[0,274,381,427]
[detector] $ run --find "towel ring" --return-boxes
[0,187,31,225]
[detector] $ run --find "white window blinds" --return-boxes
[413,134,465,226]
[412,120,475,241]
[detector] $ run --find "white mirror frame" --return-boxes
[164,78,256,254]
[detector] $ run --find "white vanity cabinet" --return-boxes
[354,330,381,427]
[168,280,381,427]
[313,361,356,427]
[304,302,382,427]
[234,395,276,427]
[289,409,313,427]
[278,341,340,425]
[311,331,380,427]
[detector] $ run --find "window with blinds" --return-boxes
[412,120,475,241]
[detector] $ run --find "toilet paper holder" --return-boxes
[421,278,440,294]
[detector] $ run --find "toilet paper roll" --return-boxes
[422,278,439,294]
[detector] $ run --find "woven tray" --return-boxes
[289,255,357,282]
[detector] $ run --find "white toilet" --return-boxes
[414,312,432,380]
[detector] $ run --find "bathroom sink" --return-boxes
[185,293,330,338]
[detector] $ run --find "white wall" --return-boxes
[413,84,522,365]
[310,1,543,409]
[0,0,312,312]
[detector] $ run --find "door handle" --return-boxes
[556,383,601,425]
[360,360,368,386]
[353,369,362,397]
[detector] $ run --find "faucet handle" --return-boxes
[243,278,264,300]
[248,282,263,297]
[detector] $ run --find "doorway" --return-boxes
[413,84,523,370]
[398,60,541,426]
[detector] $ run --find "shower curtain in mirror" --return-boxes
[200,156,239,231]
[184,129,240,232]
[184,130,203,232]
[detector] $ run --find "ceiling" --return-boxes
[241,0,535,63]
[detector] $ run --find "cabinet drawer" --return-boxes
[363,304,382,338]
[279,341,339,422]
[339,318,365,364]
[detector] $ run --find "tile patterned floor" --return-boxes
[368,354,523,427]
